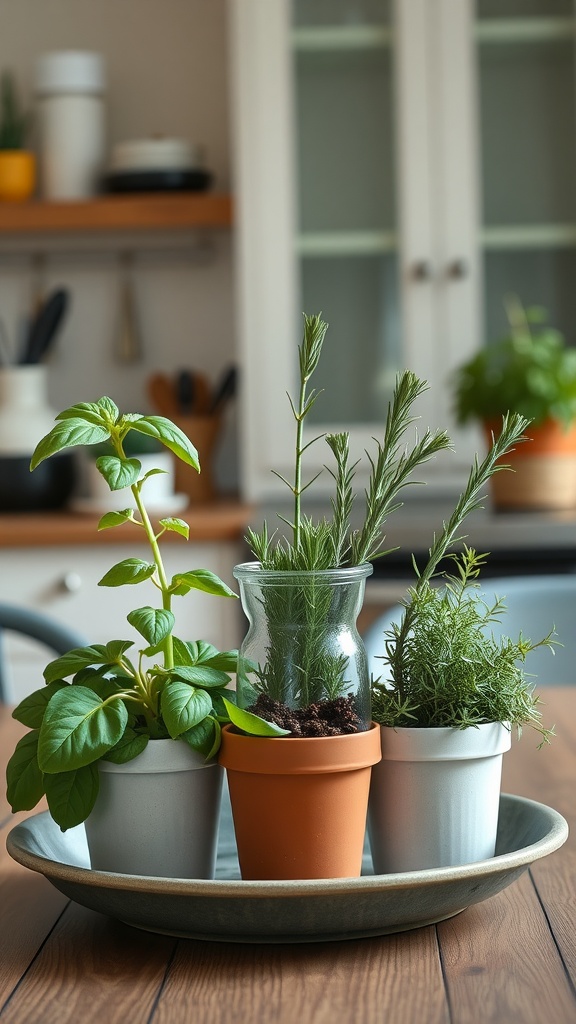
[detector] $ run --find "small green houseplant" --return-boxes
[0,71,35,201]
[219,313,454,880]
[368,413,555,873]
[452,298,576,510]
[6,398,238,876]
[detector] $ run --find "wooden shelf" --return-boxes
[0,500,253,547]
[0,192,232,234]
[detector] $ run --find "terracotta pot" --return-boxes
[219,723,381,880]
[484,418,576,511]
[0,151,36,201]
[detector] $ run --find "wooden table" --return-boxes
[1,689,574,1024]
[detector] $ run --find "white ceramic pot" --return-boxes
[84,739,223,878]
[368,722,511,873]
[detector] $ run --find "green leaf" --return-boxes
[170,665,230,688]
[127,606,174,646]
[101,729,149,764]
[43,642,133,684]
[45,763,100,830]
[38,687,129,773]
[222,696,291,736]
[30,419,110,469]
[170,569,237,599]
[12,681,68,728]
[129,416,200,470]
[199,648,239,672]
[98,558,155,587]
[171,636,196,666]
[56,397,119,426]
[161,682,213,738]
[96,455,141,491]
[6,732,45,811]
[181,717,220,758]
[159,517,190,539]
[98,509,134,531]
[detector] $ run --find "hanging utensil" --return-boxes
[115,252,142,364]
[146,372,180,417]
[20,288,69,364]
[210,365,237,414]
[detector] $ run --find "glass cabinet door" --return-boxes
[476,0,576,346]
[290,1,401,425]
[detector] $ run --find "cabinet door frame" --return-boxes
[229,0,482,503]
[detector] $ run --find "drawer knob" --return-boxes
[59,572,82,594]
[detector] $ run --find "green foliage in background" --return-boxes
[453,297,576,429]
[0,72,31,149]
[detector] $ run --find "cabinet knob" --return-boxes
[447,258,468,280]
[411,261,432,282]
[59,572,82,594]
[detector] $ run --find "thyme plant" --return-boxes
[372,413,554,742]
[230,314,452,728]
[7,398,238,829]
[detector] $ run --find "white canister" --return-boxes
[36,51,106,200]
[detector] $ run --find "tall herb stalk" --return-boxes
[242,314,452,712]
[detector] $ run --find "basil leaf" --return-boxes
[98,558,155,587]
[222,696,291,737]
[45,763,100,831]
[170,569,237,598]
[96,455,141,491]
[101,729,149,764]
[129,416,199,469]
[6,732,45,811]
[38,687,128,773]
[31,418,110,469]
[12,680,68,729]
[127,606,174,646]
[161,683,212,738]
[98,509,134,531]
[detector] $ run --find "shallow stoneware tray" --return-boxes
[6,793,568,944]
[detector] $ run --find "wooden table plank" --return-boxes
[438,872,576,1024]
[153,931,450,1024]
[0,905,176,1024]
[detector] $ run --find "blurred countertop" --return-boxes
[0,500,253,548]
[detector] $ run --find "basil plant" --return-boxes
[6,397,238,831]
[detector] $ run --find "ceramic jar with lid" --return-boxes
[35,51,106,200]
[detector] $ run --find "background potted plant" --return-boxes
[452,296,576,510]
[0,70,35,202]
[368,412,555,874]
[219,313,452,881]
[6,396,238,879]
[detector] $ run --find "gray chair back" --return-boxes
[363,575,576,687]
[0,603,86,702]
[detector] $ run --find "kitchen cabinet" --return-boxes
[0,538,242,704]
[229,0,576,501]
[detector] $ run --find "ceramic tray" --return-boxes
[6,794,568,944]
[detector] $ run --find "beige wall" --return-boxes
[0,0,238,489]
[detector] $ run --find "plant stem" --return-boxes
[294,372,307,554]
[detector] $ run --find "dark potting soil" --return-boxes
[247,693,363,737]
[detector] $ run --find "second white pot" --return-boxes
[84,738,223,879]
[368,722,511,873]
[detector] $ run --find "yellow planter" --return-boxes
[0,150,36,201]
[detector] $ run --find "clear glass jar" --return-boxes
[232,562,374,733]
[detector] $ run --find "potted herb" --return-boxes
[0,71,35,202]
[368,413,555,874]
[452,296,576,509]
[6,397,238,879]
[219,314,452,880]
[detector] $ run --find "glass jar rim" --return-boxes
[233,561,374,585]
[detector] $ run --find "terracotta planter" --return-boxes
[368,722,511,873]
[219,723,381,880]
[484,418,576,511]
[0,151,36,201]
